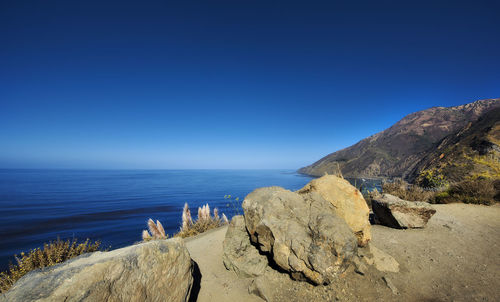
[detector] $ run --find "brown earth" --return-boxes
[186,203,500,302]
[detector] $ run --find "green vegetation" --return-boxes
[433,191,450,203]
[0,238,103,294]
[466,154,500,179]
[417,169,448,188]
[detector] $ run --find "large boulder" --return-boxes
[1,238,195,302]
[298,175,371,246]
[372,193,436,229]
[242,186,358,285]
[222,215,268,278]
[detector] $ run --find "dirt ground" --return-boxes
[185,203,500,302]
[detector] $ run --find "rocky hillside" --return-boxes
[299,98,500,181]
[406,106,500,183]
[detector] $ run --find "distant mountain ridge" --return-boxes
[299,98,500,181]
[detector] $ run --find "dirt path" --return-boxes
[185,226,261,302]
[371,203,500,302]
[186,203,500,301]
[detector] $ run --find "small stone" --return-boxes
[383,276,399,295]
[370,245,399,273]
[352,257,367,275]
[248,276,273,302]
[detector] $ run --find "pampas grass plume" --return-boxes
[148,218,160,238]
[142,230,152,241]
[156,220,166,238]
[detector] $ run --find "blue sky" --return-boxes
[1,0,499,169]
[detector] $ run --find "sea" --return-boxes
[0,169,381,270]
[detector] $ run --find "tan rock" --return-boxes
[242,186,358,285]
[1,238,195,302]
[223,215,268,278]
[372,193,436,229]
[357,243,399,273]
[369,245,400,273]
[298,175,371,246]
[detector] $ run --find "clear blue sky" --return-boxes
[1,0,499,169]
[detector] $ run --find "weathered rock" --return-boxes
[1,238,195,302]
[352,257,368,276]
[357,244,399,273]
[382,276,399,295]
[372,194,436,229]
[242,186,358,285]
[248,276,273,302]
[298,175,371,246]
[223,215,268,278]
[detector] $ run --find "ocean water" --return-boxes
[0,169,381,270]
[0,169,315,270]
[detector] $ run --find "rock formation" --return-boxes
[0,238,196,302]
[242,187,358,285]
[297,175,371,246]
[372,194,436,229]
[222,215,268,278]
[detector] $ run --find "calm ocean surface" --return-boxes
[0,169,380,270]
[0,169,314,270]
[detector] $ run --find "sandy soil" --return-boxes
[185,203,500,302]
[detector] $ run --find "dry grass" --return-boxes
[382,179,435,202]
[0,238,102,294]
[446,179,497,205]
[141,203,230,241]
[142,219,168,241]
[175,203,228,238]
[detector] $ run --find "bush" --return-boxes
[494,179,500,202]
[175,203,229,238]
[433,191,452,204]
[382,179,435,202]
[417,169,448,189]
[0,238,102,293]
[447,179,497,205]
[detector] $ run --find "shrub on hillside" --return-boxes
[0,238,102,294]
[446,178,497,205]
[417,169,448,189]
[494,179,500,202]
[382,179,435,202]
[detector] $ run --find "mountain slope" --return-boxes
[406,106,500,183]
[299,98,500,180]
